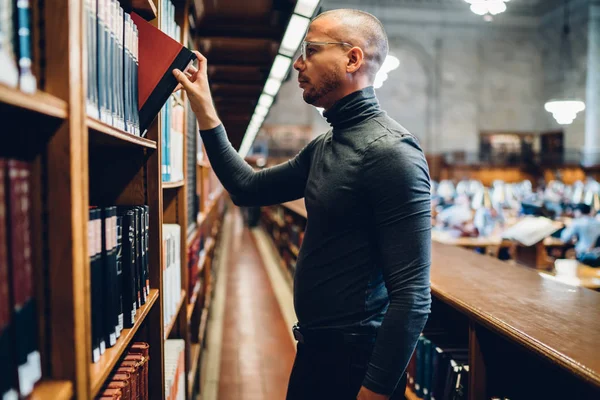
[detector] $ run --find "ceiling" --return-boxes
[322,0,565,16]
[185,0,299,150]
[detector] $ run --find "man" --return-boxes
[560,203,600,266]
[173,9,431,400]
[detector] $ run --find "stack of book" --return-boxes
[85,0,141,136]
[164,339,185,400]
[89,205,150,363]
[0,0,36,92]
[163,224,182,334]
[0,159,42,398]
[97,342,150,400]
[406,332,469,400]
[160,0,184,184]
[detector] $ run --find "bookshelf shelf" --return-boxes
[87,117,158,149]
[187,343,202,399]
[90,289,159,397]
[0,84,67,119]
[197,160,210,168]
[30,380,73,400]
[163,179,185,189]
[165,289,187,340]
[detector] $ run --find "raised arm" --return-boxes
[173,51,312,207]
[200,124,314,207]
[360,134,432,397]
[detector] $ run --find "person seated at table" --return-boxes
[560,203,600,266]
[436,194,476,237]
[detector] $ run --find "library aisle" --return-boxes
[201,208,296,400]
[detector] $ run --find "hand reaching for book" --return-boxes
[172,50,221,131]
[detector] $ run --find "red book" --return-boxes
[131,12,195,134]
[6,160,41,397]
[0,159,18,399]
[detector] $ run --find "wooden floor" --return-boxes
[216,209,296,400]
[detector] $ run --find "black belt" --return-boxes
[292,323,376,347]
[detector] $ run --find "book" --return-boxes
[0,0,18,87]
[0,159,18,400]
[88,0,139,134]
[131,11,194,134]
[100,342,149,400]
[502,216,563,247]
[116,208,137,329]
[6,160,41,396]
[90,208,102,362]
[15,0,36,93]
[164,339,185,400]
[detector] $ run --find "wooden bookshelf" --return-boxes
[262,201,600,399]
[30,381,73,400]
[165,289,187,339]
[87,117,158,149]
[0,84,68,119]
[90,289,159,397]
[12,0,229,399]
[163,179,185,189]
[197,160,210,168]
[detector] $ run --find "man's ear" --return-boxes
[346,47,364,73]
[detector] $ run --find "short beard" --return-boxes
[302,68,342,106]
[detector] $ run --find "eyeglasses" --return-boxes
[300,40,353,62]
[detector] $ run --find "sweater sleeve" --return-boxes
[200,124,313,207]
[360,134,432,395]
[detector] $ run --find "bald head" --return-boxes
[313,9,389,81]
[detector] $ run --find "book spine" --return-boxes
[7,161,41,396]
[0,0,19,87]
[143,206,149,297]
[97,0,107,123]
[117,208,136,329]
[102,207,118,347]
[0,159,18,399]
[16,0,36,93]
[106,0,115,128]
[116,215,124,336]
[133,24,140,136]
[96,209,106,355]
[134,208,144,306]
[90,209,100,363]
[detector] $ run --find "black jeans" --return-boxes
[286,341,407,400]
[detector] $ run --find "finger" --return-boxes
[173,83,183,93]
[192,50,207,63]
[172,68,194,91]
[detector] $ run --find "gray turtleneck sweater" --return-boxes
[200,86,431,395]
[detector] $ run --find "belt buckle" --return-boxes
[292,324,304,343]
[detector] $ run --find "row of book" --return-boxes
[164,339,185,400]
[89,205,150,363]
[0,159,42,398]
[96,342,150,400]
[85,0,141,135]
[162,95,185,183]
[0,0,36,92]
[163,224,182,336]
[406,332,469,400]
[161,0,184,183]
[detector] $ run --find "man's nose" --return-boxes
[293,56,304,71]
